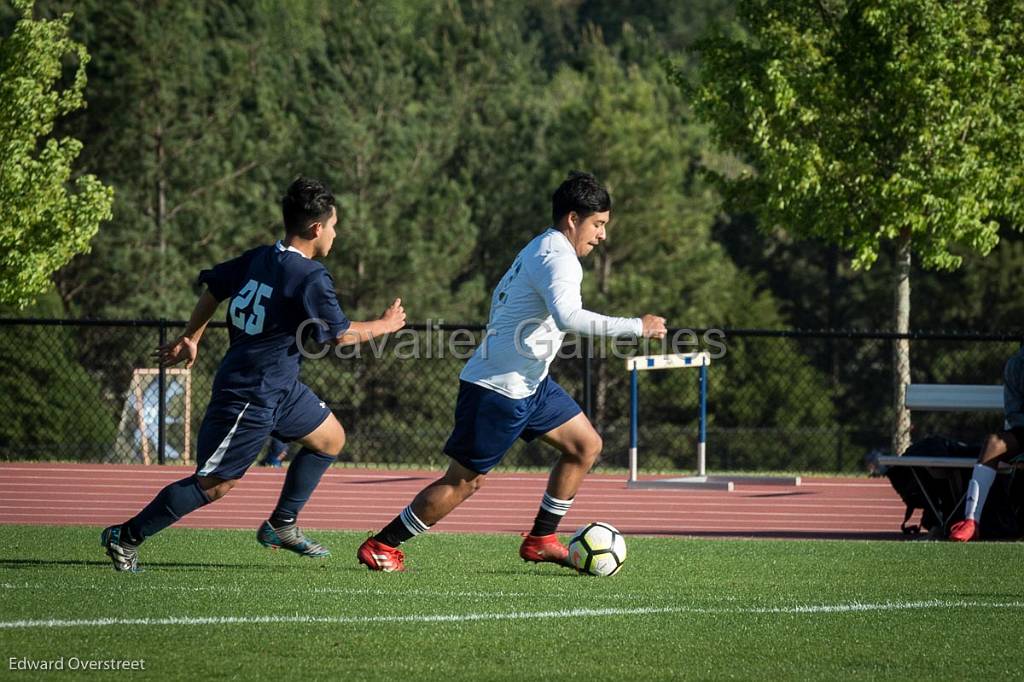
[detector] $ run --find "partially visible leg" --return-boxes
[950,430,1020,541]
[102,397,262,572]
[377,460,486,546]
[101,475,232,573]
[258,413,345,558]
[359,460,485,572]
[533,412,603,532]
[270,414,345,526]
[260,437,289,467]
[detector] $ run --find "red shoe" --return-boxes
[357,537,405,572]
[519,533,569,565]
[948,519,978,542]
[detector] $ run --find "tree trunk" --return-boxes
[155,122,166,314]
[826,244,842,468]
[892,230,912,454]
[593,251,614,429]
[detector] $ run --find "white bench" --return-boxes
[903,384,1002,412]
[877,383,1003,471]
[876,383,1006,531]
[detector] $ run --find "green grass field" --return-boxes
[2,525,1022,680]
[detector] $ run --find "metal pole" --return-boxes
[158,320,167,465]
[583,339,593,420]
[629,366,638,482]
[698,363,707,477]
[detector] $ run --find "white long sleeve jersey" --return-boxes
[460,228,642,398]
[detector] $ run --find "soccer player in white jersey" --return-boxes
[948,346,1024,541]
[358,171,666,571]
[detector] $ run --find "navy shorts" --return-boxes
[195,381,331,479]
[443,377,582,474]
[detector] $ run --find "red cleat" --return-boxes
[948,519,978,542]
[519,533,570,565]
[357,537,405,572]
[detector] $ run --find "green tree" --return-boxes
[54,0,305,319]
[0,0,113,309]
[294,0,478,322]
[686,0,1024,452]
[533,33,836,469]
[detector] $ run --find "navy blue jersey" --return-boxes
[198,242,350,405]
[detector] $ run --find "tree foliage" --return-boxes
[0,0,112,308]
[686,0,1024,271]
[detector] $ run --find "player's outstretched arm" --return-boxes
[640,314,667,339]
[154,289,220,369]
[335,298,406,346]
[539,259,665,339]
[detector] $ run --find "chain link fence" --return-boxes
[0,319,1017,473]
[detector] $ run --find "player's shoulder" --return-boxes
[288,258,334,293]
[522,228,571,260]
[526,228,580,275]
[272,244,328,277]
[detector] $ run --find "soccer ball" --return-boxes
[568,522,626,576]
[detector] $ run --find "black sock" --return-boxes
[530,509,562,536]
[375,515,416,548]
[530,492,574,536]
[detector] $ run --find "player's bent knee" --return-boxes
[196,475,238,501]
[446,472,485,499]
[569,434,602,465]
[329,424,346,457]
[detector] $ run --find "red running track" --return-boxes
[0,463,914,541]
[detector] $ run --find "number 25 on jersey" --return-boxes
[230,279,273,334]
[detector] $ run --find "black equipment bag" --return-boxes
[886,436,978,535]
[885,435,1023,538]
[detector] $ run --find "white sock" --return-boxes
[540,492,573,517]
[399,505,430,536]
[963,463,997,521]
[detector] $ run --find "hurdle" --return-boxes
[626,352,800,491]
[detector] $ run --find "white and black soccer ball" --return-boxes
[568,522,626,576]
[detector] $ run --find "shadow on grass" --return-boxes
[623,530,908,541]
[0,558,261,570]
[480,567,583,579]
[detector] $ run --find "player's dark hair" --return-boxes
[282,176,335,235]
[551,171,611,224]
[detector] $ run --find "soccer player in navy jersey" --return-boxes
[101,177,405,572]
[357,171,666,572]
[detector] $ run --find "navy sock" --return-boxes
[270,448,334,526]
[125,476,211,543]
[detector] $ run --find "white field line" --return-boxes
[1,600,1021,630]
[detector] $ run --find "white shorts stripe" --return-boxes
[198,403,251,477]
